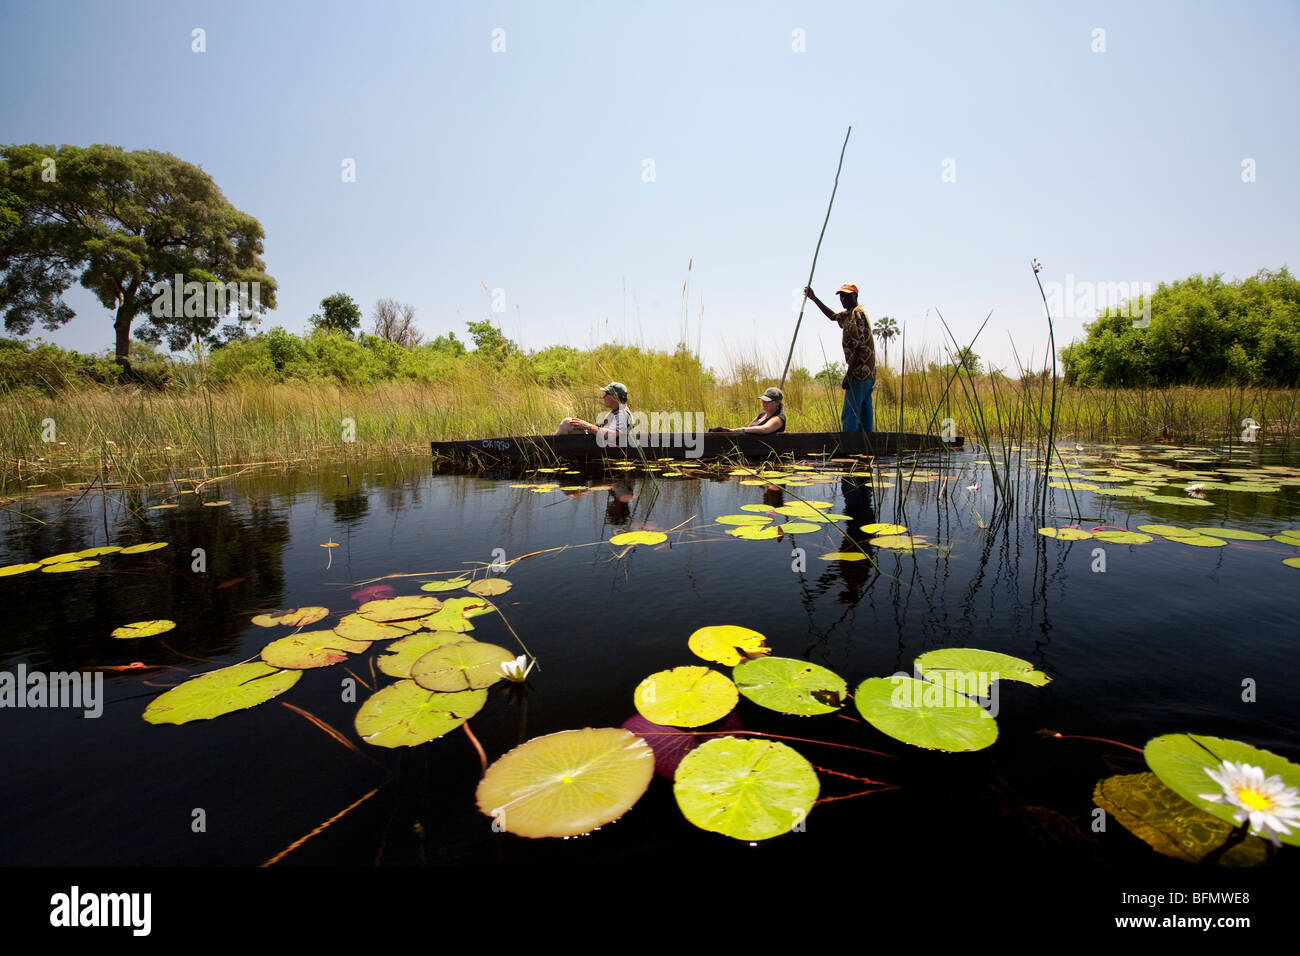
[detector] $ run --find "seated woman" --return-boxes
[726,387,786,435]
[556,381,634,442]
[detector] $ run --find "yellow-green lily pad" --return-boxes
[410,640,516,691]
[610,531,668,546]
[111,620,176,639]
[1037,528,1092,540]
[41,560,99,572]
[418,596,495,633]
[420,577,472,592]
[261,630,372,669]
[467,578,512,597]
[0,562,42,577]
[358,595,443,623]
[861,523,907,535]
[733,657,847,715]
[143,661,300,725]
[687,625,770,667]
[634,666,738,727]
[377,631,468,679]
[854,675,998,752]
[354,680,485,748]
[674,737,819,841]
[120,542,169,554]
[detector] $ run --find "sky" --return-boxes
[1,0,1297,378]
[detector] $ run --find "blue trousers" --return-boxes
[842,377,875,432]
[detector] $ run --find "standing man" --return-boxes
[804,282,876,432]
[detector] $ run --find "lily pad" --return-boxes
[1091,530,1154,545]
[634,666,738,727]
[467,578,512,596]
[1283,557,1300,569]
[332,613,418,643]
[143,661,301,725]
[111,620,176,639]
[354,680,486,748]
[476,727,655,838]
[0,562,42,577]
[39,552,84,565]
[687,625,771,667]
[418,596,495,633]
[410,641,516,691]
[913,648,1050,696]
[358,595,442,623]
[673,737,819,841]
[728,525,780,540]
[870,535,929,550]
[774,522,821,535]
[377,631,468,679]
[1168,535,1228,548]
[854,675,998,752]
[1093,772,1268,865]
[610,531,667,546]
[715,514,772,526]
[818,551,868,561]
[251,606,330,629]
[1189,527,1270,541]
[261,630,372,669]
[740,504,777,514]
[1144,733,1300,847]
[861,523,907,535]
[40,560,99,572]
[420,578,471,592]
[733,657,847,715]
[1037,528,1092,540]
[120,542,169,554]
[75,546,123,558]
[1145,495,1213,507]
[1137,524,1197,538]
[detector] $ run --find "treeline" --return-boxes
[1061,268,1300,386]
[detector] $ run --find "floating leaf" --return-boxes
[203,500,231,507]
[1144,734,1300,847]
[774,522,821,534]
[332,613,418,643]
[1093,772,1267,865]
[634,666,738,727]
[111,620,176,639]
[39,552,83,565]
[1049,481,1100,491]
[688,625,770,667]
[148,504,177,511]
[1283,557,1300,569]
[420,577,471,592]
[861,523,907,535]
[853,676,998,751]
[411,640,516,691]
[467,578,512,596]
[377,631,467,678]
[41,560,98,572]
[610,531,667,546]
[728,525,780,540]
[354,680,485,748]
[740,504,777,514]
[476,728,655,838]
[913,648,1050,696]
[733,657,847,715]
[0,562,41,577]
[358,595,442,622]
[261,630,372,669]
[818,551,867,561]
[1167,535,1228,548]
[1092,487,1151,497]
[1190,527,1270,541]
[1091,530,1154,545]
[143,661,301,724]
[251,606,330,628]
[715,514,772,526]
[1137,524,1197,538]
[75,546,122,558]
[673,737,819,841]
[1145,495,1213,507]
[1037,528,1092,540]
[870,534,929,550]
[120,542,169,554]
[1273,532,1300,546]
[418,596,495,633]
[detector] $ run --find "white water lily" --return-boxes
[966,484,980,492]
[500,654,536,683]
[1198,760,1300,847]
[1185,483,1206,496]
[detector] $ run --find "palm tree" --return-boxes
[874,315,899,369]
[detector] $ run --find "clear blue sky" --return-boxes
[2,0,1296,376]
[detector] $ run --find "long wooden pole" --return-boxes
[780,125,852,390]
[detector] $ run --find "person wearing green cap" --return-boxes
[556,382,635,442]
[724,386,787,435]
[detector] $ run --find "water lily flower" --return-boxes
[966,484,980,492]
[500,654,536,683]
[1198,760,1300,847]
[1185,483,1206,498]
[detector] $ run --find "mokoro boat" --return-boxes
[430,431,962,463]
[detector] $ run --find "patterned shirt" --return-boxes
[835,305,876,387]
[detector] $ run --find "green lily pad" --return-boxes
[1137,524,1197,537]
[75,546,123,558]
[913,648,1050,696]
[854,675,998,751]
[143,661,301,724]
[870,534,929,550]
[1271,532,1300,546]
[358,595,442,622]
[120,542,169,554]
[261,630,372,669]
[41,560,99,572]
[1190,527,1270,541]
[1168,535,1228,547]
[40,552,85,565]
[674,737,819,841]
[354,680,485,748]
[1037,528,1092,540]
[740,504,777,513]
[1144,734,1300,847]
[1049,481,1100,491]
[688,625,770,667]
[1093,772,1268,866]
[733,657,847,715]
[418,596,496,633]
[251,606,330,629]
[1220,483,1280,493]
[0,562,42,577]
[476,727,655,838]
[634,666,738,727]
[420,577,471,592]
[715,514,772,526]
[774,522,821,534]
[1283,557,1300,569]
[111,619,176,639]
[1092,487,1152,497]
[610,531,667,546]
[818,551,868,561]
[1145,495,1213,507]
[332,613,418,642]
[410,640,516,691]
[1091,530,1154,545]
[728,525,781,540]
[861,523,907,535]
[467,578,512,596]
[377,631,468,679]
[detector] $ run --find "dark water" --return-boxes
[2,445,1298,878]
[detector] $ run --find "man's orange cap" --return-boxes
[837,283,859,295]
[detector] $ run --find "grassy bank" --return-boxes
[2,353,1296,492]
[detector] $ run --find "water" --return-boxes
[1,445,1298,874]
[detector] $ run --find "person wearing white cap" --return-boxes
[804,282,876,432]
[725,386,786,435]
[556,381,635,442]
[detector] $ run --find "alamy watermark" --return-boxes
[0,664,103,718]
[595,411,706,458]
[151,273,262,327]
[1042,274,1153,327]
[889,668,1001,718]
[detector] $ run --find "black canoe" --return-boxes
[430,431,962,463]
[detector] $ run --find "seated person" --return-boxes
[556,382,634,442]
[725,387,786,435]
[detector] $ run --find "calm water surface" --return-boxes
[2,444,1297,871]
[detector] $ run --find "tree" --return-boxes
[466,318,517,363]
[954,347,982,374]
[310,292,362,337]
[0,144,276,369]
[371,297,423,347]
[874,315,899,368]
